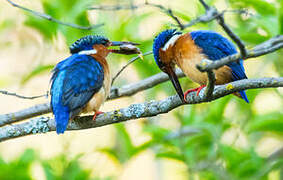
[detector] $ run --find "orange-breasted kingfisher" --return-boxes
[50,35,140,134]
[152,29,249,103]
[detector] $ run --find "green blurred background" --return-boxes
[0,0,282,179]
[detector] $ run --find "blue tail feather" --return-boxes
[54,106,70,134]
[239,90,249,103]
[51,70,70,134]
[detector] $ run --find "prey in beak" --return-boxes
[109,41,143,59]
[163,65,185,103]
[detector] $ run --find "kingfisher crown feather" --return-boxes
[69,35,110,54]
[153,29,182,68]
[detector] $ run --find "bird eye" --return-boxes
[101,39,109,46]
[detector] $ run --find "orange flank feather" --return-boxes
[81,45,111,114]
[166,33,233,85]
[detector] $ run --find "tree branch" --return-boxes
[0,69,185,127]
[197,35,283,72]
[204,69,215,100]
[6,0,104,30]
[0,77,282,142]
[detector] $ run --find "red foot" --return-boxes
[183,85,206,102]
[93,111,104,121]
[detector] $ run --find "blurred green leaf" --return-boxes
[41,154,91,180]
[21,64,54,85]
[279,0,283,34]
[0,149,35,180]
[24,0,96,44]
[229,0,276,15]
[247,113,283,133]
[220,145,265,178]
[113,123,135,163]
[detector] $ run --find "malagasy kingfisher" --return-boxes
[50,35,141,134]
[152,29,249,103]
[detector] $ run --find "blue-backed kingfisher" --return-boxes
[153,29,249,103]
[50,35,141,134]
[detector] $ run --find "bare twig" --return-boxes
[204,69,215,100]
[197,35,283,72]
[88,1,248,31]
[111,51,153,85]
[182,7,219,29]
[197,0,248,58]
[88,4,145,11]
[0,90,48,100]
[216,14,247,57]
[0,77,282,142]
[199,0,210,10]
[268,146,283,161]
[144,1,185,29]
[165,126,201,139]
[89,1,185,29]
[7,0,104,30]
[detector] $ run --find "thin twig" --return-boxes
[216,15,247,58]
[180,8,248,29]
[199,0,210,10]
[0,90,48,100]
[197,0,248,58]
[88,1,248,31]
[204,69,215,100]
[7,0,104,30]
[88,4,145,11]
[145,2,185,29]
[267,146,283,161]
[111,51,153,85]
[197,35,283,72]
[181,7,219,29]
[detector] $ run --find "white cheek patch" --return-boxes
[78,49,97,55]
[162,34,181,51]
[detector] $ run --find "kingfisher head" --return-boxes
[153,29,185,102]
[70,35,141,57]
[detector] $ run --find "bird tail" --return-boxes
[234,90,249,103]
[54,106,70,134]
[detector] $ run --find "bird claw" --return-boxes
[183,85,206,102]
[93,111,104,122]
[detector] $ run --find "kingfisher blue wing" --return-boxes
[51,54,104,134]
[190,30,249,103]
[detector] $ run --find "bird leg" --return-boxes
[93,111,104,121]
[183,85,206,102]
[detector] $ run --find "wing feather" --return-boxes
[51,54,104,117]
[190,30,247,81]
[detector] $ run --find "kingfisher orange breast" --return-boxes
[82,54,111,114]
[173,33,233,85]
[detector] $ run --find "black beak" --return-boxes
[110,41,140,46]
[109,41,141,55]
[165,66,185,103]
